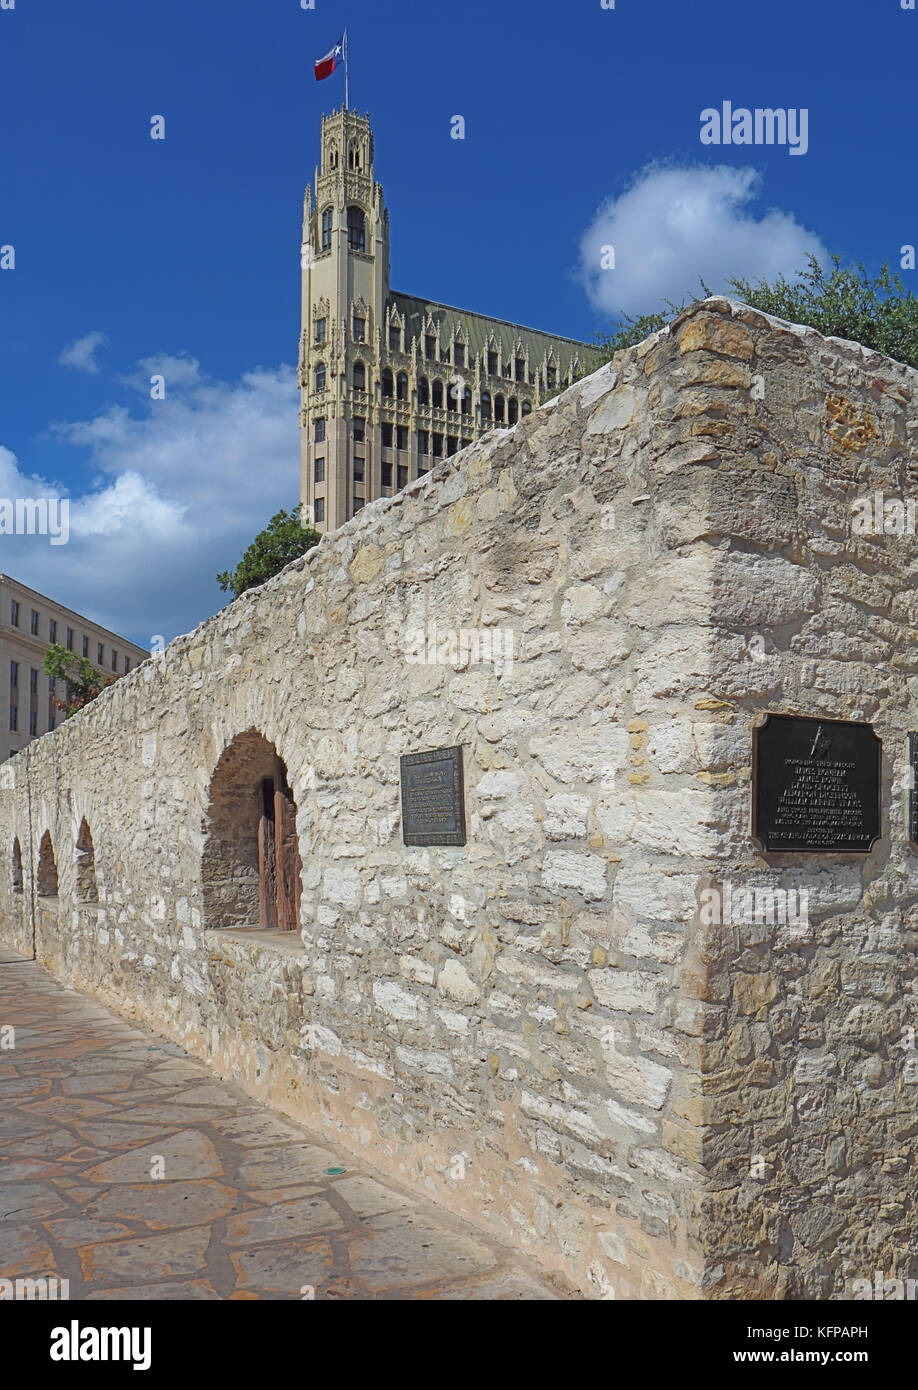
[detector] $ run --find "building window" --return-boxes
[124,656,130,673]
[389,326,401,352]
[433,433,444,457]
[10,601,18,628]
[396,424,408,450]
[481,391,492,421]
[315,362,326,391]
[353,457,365,483]
[353,417,365,443]
[29,710,37,737]
[97,643,104,664]
[29,668,37,695]
[353,497,364,514]
[418,430,429,454]
[522,401,532,416]
[454,342,465,368]
[321,207,333,251]
[461,387,472,416]
[425,335,437,361]
[381,422,393,447]
[397,465,408,489]
[382,369,394,398]
[495,395,505,424]
[396,372,408,402]
[418,377,429,406]
[315,317,327,344]
[49,619,57,643]
[9,705,16,732]
[447,436,458,456]
[314,457,325,484]
[381,461,393,487]
[315,417,326,443]
[516,358,526,382]
[347,206,366,252]
[30,610,39,636]
[314,497,325,524]
[82,636,89,658]
[111,650,118,671]
[547,366,557,389]
[9,662,16,688]
[353,316,366,343]
[66,627,74,650]
[488,350,498,375]
[48,711,55,732]
[508,398,519,425]
[353,361,366,390]
[432,380,444,408]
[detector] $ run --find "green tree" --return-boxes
[588,256,918,371]
[43,645,117,719]
[217,506,321,600]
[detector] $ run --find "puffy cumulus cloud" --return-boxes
[2,358,299,646]
[578,164,828,320]
[58,331,107,375]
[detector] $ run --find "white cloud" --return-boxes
[58,331,107,375]
[1,357,300,646]
[578,164,828,320]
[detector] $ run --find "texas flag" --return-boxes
[315,36,344,82]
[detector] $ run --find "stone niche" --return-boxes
[2,298,917,1300]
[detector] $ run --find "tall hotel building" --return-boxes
[299,109,601,532]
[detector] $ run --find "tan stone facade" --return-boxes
[299,108,601,533]
[3,301,918,1298]
[0,574,148,762]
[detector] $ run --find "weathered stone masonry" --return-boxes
[2,298,917,1299]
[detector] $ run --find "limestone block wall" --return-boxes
[1,298,916,1299]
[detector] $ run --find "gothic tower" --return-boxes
[299,109,389,530]
[299,109,599,535]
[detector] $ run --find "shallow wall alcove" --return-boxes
[202,729,303,932]
[36,830,58,897]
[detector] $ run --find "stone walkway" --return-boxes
[0,947,557,1300]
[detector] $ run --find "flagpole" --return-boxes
[344,29,349,110]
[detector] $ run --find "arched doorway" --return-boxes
[203,731,303,932]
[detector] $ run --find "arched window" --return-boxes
[508,398,519,425]
[432,380,444,409]
[37,831,58,897]
[418,377,430,406]
[480,391,491,421]
[76,819,97,903]
[382,368,394,399]
[495,394,505,424]
[461,387,472,416]
[396,372,408,402]
[321,207,333,251]
[522,401,532,416]
[203,730,303,932]
[314,362,326,392]
[327,144,339,170]
[353,360,366,391]
[11,838,22,895]
[347,206,366,252]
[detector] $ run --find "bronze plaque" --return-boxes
[400,745,466,846]
[909,733,918,844]
[752,714,881,853]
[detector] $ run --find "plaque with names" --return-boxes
[752,714,881,853]
[909,733,918,845]
[400,745,467,847]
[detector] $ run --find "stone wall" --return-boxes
[2,298,916,1299]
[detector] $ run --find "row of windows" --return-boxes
[9,704,55,734]
[319,205,366,254]
[10,663,56,693]
[317,362,548,400]
[313,394,531,446]
[8,601,131,672]
[312,314,558,385]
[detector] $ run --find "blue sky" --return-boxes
[0,0,914,647]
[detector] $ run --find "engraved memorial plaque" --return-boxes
[400,745,467,847]
[909,733,918,845]
[752,714,881,853]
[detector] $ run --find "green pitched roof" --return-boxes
[389,291,600,368]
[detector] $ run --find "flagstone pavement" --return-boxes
[0,946,559,1300]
